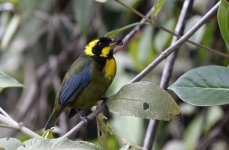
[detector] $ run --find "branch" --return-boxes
[115,0,229,59]
[0,107,41,138]
[62,103,106,138]
[129,1,220,83]
[143,0,193,149]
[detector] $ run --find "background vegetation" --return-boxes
[0,0,228,149]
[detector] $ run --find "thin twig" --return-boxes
[0,107,14,122]
[143,0,193,149]
[115,0,229,59]
[0,110,41,138]
[142,121,159,150]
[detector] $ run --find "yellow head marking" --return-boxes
[100,47,111,58]
[84,39,99,56]
[103,58,116,80]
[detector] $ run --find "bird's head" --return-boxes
[84,37,122,58]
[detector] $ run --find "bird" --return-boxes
[45,37,122,130]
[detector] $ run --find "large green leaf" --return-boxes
[0,138,23,150]
[169,66,229,106]
[107,81,180,121]
[17,138,101,150]
[0,72,23,92]
[217,0,229,46]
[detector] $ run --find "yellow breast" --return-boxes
[103,58,116,80]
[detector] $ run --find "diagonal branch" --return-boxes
[129,1,220,83]
[62,2,220,138]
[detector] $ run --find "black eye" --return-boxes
[98,42,102,46]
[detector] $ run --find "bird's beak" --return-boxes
[109,38,123,48]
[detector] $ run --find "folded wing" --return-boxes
[59,65,91,108]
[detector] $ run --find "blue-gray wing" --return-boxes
[59,65,91,108]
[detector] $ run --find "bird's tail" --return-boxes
[45,109,62,130]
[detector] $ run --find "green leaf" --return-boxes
[17,138,101,150]
[0,72,23,92]
[73,0,94,34]
[168,65,229,106]
[107,81,180,121]
[151,0,166,21]
[105,22,145,38]
[218,0,229,46]
[0,138,23,150]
